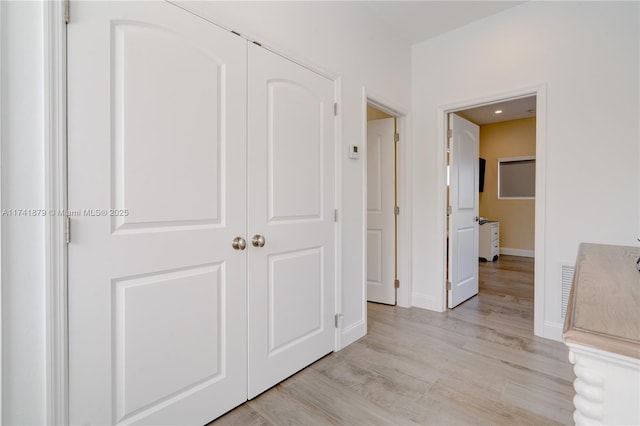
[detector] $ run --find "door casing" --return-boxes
[438,85,547,337]
[362,90,412,314]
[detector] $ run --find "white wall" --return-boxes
[1,1,47,424]
[411,1,639,338]
[175,1,412,344]
[0,2,411,423]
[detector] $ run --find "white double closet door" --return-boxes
[68,2,336,424]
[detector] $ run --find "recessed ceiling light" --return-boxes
[494,110,503,114]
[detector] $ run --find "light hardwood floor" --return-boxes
[210,255,575,425]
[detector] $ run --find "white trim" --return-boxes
[360,92,369,336]
[43,2,67,424]
[567,342,640,369]
[397,113,412,309]
[411,292,443,312]
[362,88,412,310]
[533,86,548,338]
[436,106,449,313]
[340,320,366,348]
[543,321,563,342]
[366,96,404,118]
[334,76,343,351]
[438,84,548,338]
[0,1,4,421]
[500,248,535,258]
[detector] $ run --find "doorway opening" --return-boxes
[366,104,398,305]
[445,94,539,329]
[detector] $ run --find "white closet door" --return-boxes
[247,43,336,399]
[68,2,247,424]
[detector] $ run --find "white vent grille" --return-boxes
[561,264,575,321]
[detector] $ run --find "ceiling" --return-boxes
[358,1,533,126]
[361,2,532,126]
[360,1,526,45]
[456,96,536,125]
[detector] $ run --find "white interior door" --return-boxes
[68,2,247,424]
[448,113,480,308]
[247,43,336,399]
[366,118,396,305]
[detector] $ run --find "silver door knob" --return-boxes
[251,234,266,247]
[232,237,246,251]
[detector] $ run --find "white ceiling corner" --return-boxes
[360,1,526,46]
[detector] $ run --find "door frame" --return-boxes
[438,84,547,337]
[0,3,4,422]
[43,2,343,423]
[44,1,68,425]
[362,88,412,318]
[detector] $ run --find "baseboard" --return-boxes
[411,292,445,312]
[540,321,564,342]
[340,319,365,349]
[500,247,535,258]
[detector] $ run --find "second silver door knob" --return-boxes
[252,234,266,247]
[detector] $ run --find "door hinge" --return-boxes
[334,103,338,116]
[447,129,453,138]
[447,205,452,216]
[447,280,451,290]
[394,279,400,289]
[334,209,338,222]
[394,206,400,216]
[334,313,343,328]
[65,216,71,244]
[394,132,400,143]
[64,0,70,24]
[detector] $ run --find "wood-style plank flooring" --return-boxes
[210,255,575,425]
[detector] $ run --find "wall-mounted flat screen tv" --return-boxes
[479,157,486,193]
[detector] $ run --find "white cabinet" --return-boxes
[564,243,640,426]
[479,221,499,261]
